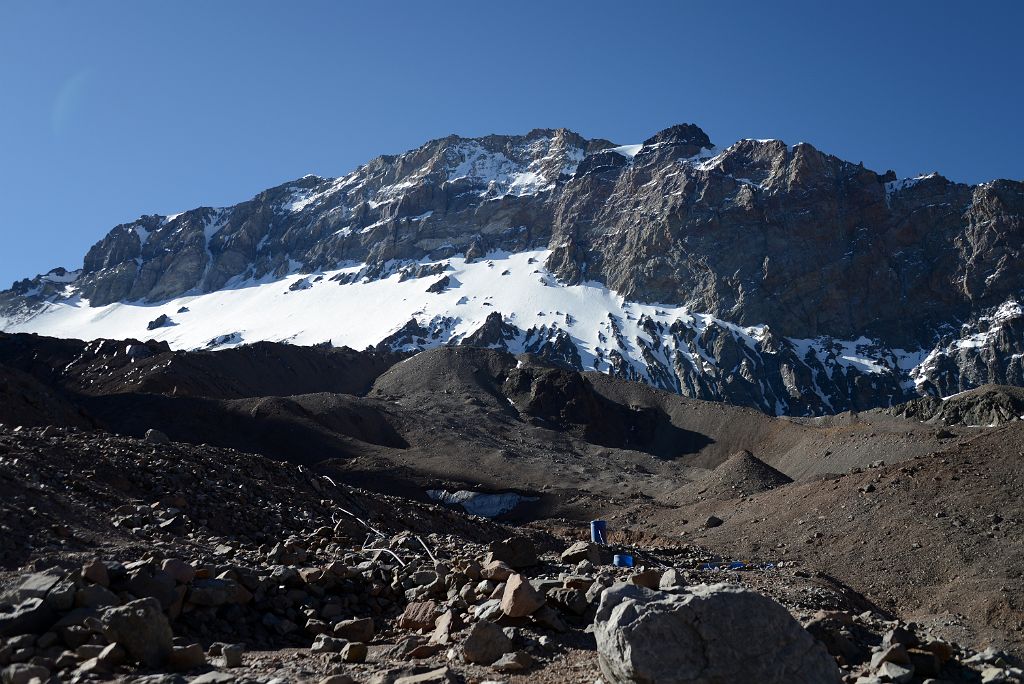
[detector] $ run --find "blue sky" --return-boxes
[1,1,1021,287]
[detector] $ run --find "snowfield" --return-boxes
[0,248,948,414]
[4,250,740,356]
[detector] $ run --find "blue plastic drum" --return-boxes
[613,554,634,567]
[590,519,607,544]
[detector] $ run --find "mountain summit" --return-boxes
[3,123,1023,416]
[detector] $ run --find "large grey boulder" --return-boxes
[594,582,840,684]
[99,597,173,667]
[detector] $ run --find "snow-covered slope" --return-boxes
[1,248,946,416]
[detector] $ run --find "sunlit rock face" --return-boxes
[4,123,1023,416]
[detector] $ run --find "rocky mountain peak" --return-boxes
[641,122,712,154]
[2,123,1023,419]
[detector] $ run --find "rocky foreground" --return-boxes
[1,425,1021,683]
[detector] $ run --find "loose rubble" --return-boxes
[1,424,1021,683]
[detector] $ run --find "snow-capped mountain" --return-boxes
[3,123,1023,416]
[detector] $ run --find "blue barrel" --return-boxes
[613,554,634,568]
[590,520,607,544]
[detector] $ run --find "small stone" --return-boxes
[81,559,110,587]
[394,667,453,684]
[187,578,236,606]
[54,651,77,669]
[575,559,596,574]
[429,609,456,646]
[144,429,170,444]
[189,672,237,684]
[479,560,514,582]
[6,636,33,651]
[340,642,367,663]
[704,515,724,529]
[531,605,568,632]
[75,584,119,609]
[318,676,356,684]
[305,619,329,636]
[75,645,104,660]
[876,661,913,683]
[160,558,195,584]
[59,625,90,649]
[406,643,442,659]
[1,664,50,684]
[222,643,244,668]
[923,639,955,663]
[485,537,538,569]
[389,636,428,659]
[628,569,661,590]
[500,574,545,618]
[462,619,513,665]
[561,541,601,564]
[492,649,533,672]
[168,643,206,671]
[333,617,374,643]
[547,587,589,616]
[75,657,109,676]
[398,600,439,631]
[310,634,346,654]
[97,643,127,667]
[659,568,685,589]
[882,626,917,648]
[43,579,76,612]
[871,644,911,670]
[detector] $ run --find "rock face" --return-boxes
[884,383,1024,427]
[3,123,1023,417]
[593,583,840,684]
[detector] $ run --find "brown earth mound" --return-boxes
[689,449,794,499]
